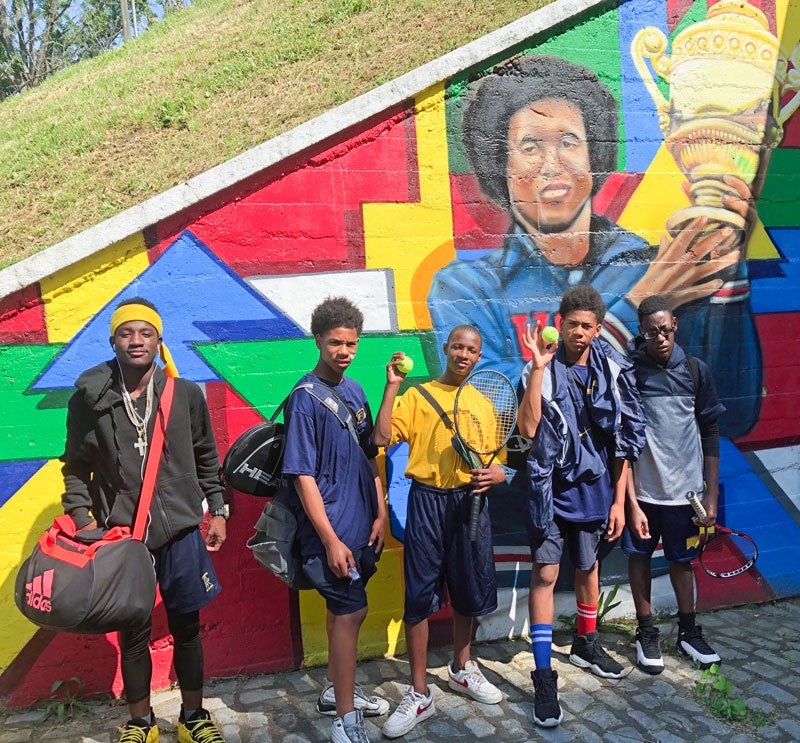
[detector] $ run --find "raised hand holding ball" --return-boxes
[541,326,559,345]
[396,355,414,375]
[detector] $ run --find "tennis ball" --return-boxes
[396,356,414,374]
[541,326,559,345]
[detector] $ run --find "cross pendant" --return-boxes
[134,438,147,456]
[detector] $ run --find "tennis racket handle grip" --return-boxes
[468,492,482,541]
[686,490,707,519]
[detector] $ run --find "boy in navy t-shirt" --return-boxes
[282,297,388,743]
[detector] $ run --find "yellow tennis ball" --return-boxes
[396,356,414,374]
[541,326,559,345]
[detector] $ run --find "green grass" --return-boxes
[0,0,550,266]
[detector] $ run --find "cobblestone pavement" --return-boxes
[2,599,799,742]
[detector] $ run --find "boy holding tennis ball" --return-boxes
[373,326,506,739]
[518,286,645,728]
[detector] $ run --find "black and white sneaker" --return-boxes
[570,632,629,679]
[635,625,664,675]
[531,668,563,728]
[678,625,721,669]
[316,681,390,717]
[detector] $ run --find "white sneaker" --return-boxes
[447,659,502,704]
[331,709,369,743]
[316,681,390,717]
[381,687,435,739]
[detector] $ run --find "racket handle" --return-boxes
[468,492,483,542]
[686,490,707,520]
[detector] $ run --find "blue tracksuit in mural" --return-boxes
[427,215,761,438]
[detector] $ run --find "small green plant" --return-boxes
[558,583,623,632]
[693,663,769,726]
[38,677,100,723]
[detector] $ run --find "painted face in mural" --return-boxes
[559,310,601,364]
[442,327,482,383]
[110,320,160,372]
[506,97,593,235]
[640,309,677,365]
[315,326,359,379]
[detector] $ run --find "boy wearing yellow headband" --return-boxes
[61,297,228,743]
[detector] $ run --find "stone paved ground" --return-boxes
[2,598,799,742]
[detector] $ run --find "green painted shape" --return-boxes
[757,148,800,227]
[446,4,625,173]
[0,344,68,462]
[195,333,435,417]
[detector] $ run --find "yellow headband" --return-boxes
[109,304,179,378]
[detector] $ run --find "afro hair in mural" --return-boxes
[559,284,607,324]
[463,54,618,207]
[310,296,365,337]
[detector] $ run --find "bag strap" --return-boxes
[412,384,455,431]
[686,353,701,395]
[299,382,359,444]
[132,376,175,541]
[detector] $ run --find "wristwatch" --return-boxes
[210,504,230,520]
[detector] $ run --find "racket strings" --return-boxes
[455,372,518,454]
[700,528,757,577]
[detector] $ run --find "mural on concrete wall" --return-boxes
[1,0,799,706]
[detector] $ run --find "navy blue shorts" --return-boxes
[403,481,497,624]
[302,545,379,616]
[531,515,608,571]
[152,527,221,614]
[622,501,700,563]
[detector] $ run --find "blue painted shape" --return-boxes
[0,460,46,508]
[618,0,667,172]
[719,439,800,596]
[385,442,411,543]
[33,231,304,388]
[750,228,800,314]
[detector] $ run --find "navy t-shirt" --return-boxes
[282,373,379,557]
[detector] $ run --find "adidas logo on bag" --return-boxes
[25,569,54,613]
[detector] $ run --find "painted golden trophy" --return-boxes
[631,0,800,236]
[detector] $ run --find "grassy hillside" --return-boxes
[0,0,550,267]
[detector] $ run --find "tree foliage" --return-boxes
[0,1,187,101]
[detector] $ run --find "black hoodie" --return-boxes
[60,361,224,550]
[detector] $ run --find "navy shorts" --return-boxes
[531,515,608,571]
[403,481,497,624]
[622,501,700,563]
[152,527,221,614]
[302,545,379,616]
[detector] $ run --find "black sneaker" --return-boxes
[569,632,629,679]
[635,625,664,675]
[178,708,224,743]
[677,625,721,669]
[531,668,563,728]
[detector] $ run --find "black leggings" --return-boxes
[119,610,203,705]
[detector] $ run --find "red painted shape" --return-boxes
[735,312,800,447]
[592,172,644,223]
[693,561,775,611]
[0,285,48,343]
[153,106,417,274]
[667,0,697,32]
[451,173,510,252]
[206,382,266,459]
[779,88,800,148]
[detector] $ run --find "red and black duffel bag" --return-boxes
[14,377,174,635]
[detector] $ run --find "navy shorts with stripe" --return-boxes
[302,545,379,616]
[403,481,497,624]
[152,526,221,615]
[622,501,700,563]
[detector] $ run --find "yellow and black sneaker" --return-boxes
[178,708,225,743]
[118,719,159,743]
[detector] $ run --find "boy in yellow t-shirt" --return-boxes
[373,325,506,739]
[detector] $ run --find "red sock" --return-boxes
[577,602,598,636]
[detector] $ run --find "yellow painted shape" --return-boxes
[616,144,688,246]
[298,540,405,667]
[746,220,780,259]
[0,460,65,672]
[776,0,800,49]
[40,233,149,342]
[363,83,455,331]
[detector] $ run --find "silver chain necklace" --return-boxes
[119,363,155,460]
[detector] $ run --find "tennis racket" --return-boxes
[453,370,518,541]
[685,490,758,579]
